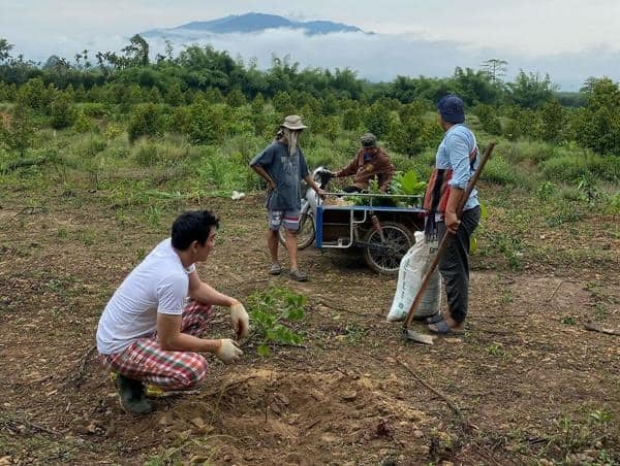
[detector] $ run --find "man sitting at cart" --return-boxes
[331,133,395,193]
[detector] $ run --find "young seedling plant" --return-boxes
[246,286,307,356]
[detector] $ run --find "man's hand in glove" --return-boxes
[215,339,243,364]
[230,301,250,339]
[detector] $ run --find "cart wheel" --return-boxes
[278,213,315,250]
[363,221,414,275]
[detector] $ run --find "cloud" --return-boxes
[146,29,620,90]
[3,12,619,91]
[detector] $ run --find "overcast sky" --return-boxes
[1,0,619,90]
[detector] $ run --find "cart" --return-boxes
[279,168,426,274]
[314,193,425,274]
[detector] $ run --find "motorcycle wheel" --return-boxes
[362,221,414,275]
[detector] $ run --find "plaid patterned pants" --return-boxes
[99,301,214,390]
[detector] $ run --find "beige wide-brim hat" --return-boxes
[280,115,307,130]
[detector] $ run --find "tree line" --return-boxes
[0,36,619,159]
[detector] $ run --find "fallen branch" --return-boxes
[547,280,563,302]
[1,417,61,436]
[395,359,466,423]
[31,374,54,384]
[584,323,620,336]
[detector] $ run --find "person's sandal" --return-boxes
[269,263,282,275]
[289,269,308,282]
[427,318,465,336]
[424,314,444,324]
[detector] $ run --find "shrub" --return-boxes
[74,112,97,133]
[482,155,533,188]
[186,101,226,144]
[127,103,165,142]
[541,155,585,182]
[80,103,110,119]
[474,104,502,135]
[603,192,620,215]
[541,153,617,183]
[133,141,161,167]
[50,93,78,129]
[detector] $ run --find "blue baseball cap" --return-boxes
[437,95,465,124]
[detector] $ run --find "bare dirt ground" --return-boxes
[1,190,619,466]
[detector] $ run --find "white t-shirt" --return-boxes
[96,238,196,354]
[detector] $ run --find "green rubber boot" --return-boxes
[115,374,153,415]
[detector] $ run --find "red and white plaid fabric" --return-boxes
[100,301,214,390]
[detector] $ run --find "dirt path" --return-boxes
[1,194,619,465]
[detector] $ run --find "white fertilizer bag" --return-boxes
[387,231,441,322]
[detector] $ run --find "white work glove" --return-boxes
[230,301,250,339]
[216,339,243,364]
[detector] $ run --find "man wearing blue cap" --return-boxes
[423,95,481,335]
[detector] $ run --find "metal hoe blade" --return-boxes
[402,328,435,345]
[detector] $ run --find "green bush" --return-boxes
[541,155,585,182]
[50,94,77,130]
[132,138,194,167]
[474,104,502,135]
[104,138,130,159]
[558,186,585,202]
[536,181,556,200]
[482,155,533,188]
[186,101,226,145]
[197,146,247,191]
[80,103,110,119]
[74,112,97,133]
[133,141,161,167]
[604,192,620,215]
[595,155,620,182]
[541,153,618,183]
[304,146,342,170]
[127,103,166,142]
[495,140,558,165]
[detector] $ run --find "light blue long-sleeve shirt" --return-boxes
[434,124,480,212]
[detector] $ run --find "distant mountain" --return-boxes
[142,12,368,38]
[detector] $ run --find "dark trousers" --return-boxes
[437,206,481,324]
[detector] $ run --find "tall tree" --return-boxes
[122,34,150,67]
[481,59,508,87]
[506,70,556,109]
[0,38,13,63]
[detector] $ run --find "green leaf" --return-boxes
[399,170,420,195]
[470,236,478,255]
[480,202,489,220]
[257,344,271,357]
[286,308,305,321]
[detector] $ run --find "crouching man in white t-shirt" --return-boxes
[96,210,249,414]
